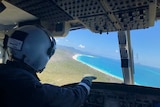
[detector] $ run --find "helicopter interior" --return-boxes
[0,0,160,107]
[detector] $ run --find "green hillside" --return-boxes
[38,46,122,86]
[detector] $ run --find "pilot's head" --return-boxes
[7,25,56,72]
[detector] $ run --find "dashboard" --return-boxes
[64,82,160,107]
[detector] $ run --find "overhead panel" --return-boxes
[55,0,157,33]
[80,15,116,33]
[157,1,160,19]
[5,0,157,33]
[54,0,115,33]
[5,0,73,23]
[54,0,105,18]
[101,0,156,31]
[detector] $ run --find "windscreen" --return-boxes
[39,21,160,88]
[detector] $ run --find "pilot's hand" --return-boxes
[81,76,97,87]
[78,76,97,94]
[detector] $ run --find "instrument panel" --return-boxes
[83,82,160,107]
[65,82,160,107]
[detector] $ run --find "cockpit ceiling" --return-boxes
[4,0,159,33]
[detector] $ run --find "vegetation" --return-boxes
[38,46,122,86]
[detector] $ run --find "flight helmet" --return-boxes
[7,25,56,72]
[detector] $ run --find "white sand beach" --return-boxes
[72,54,123,82]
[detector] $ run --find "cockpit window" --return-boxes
[40,21,160,88]
[39,30,123,86]
[131,21,160,88]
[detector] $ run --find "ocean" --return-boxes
[74,54,160,88]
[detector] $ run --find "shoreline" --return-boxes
[72,54,123,82]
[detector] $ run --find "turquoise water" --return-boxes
[76,55,160,88]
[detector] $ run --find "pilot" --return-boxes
[0,25,96,107]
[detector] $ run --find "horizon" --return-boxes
[56,45,160,69]
[56,20,160,68]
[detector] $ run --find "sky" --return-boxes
[56,20,160,68]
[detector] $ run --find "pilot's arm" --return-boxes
[34,76,96,107]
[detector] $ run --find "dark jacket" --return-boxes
[0,61,88,107]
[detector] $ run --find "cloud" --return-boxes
[115,49,119,53]
[79,44,85,48]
